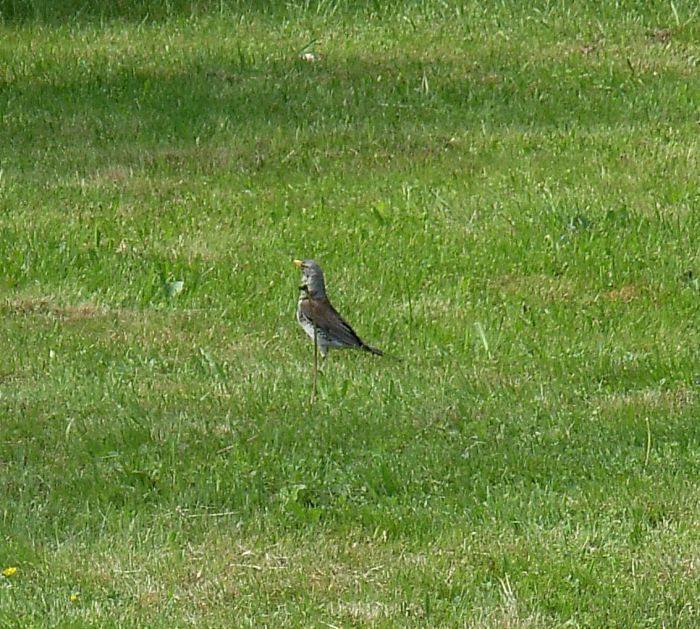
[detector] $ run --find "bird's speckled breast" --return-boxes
[297,297,316,341]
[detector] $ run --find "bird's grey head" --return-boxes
[293,259,326,297]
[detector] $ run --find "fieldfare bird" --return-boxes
[293,259,382,400]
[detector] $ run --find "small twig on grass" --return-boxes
[175,506,238,519]
[229,563,286,571]
[229,563,263,571]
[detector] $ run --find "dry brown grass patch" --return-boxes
[492,274,578,303]
[597,387,695,413]
[5,296,108,321]
[604,285,642,302]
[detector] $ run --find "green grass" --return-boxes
[1,0,700,625]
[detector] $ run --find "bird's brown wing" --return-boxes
[300,296,379,352]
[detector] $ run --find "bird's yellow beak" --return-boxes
[293,259,303,268]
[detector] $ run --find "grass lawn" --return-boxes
[1,0,699,625]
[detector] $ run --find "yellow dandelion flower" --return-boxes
[69,593,79,603]
[2,566,17,577]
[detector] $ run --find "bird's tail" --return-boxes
[362,343,384,356]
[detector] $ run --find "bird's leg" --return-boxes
[311,323,318,404]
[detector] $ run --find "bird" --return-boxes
[293,259,383,400]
